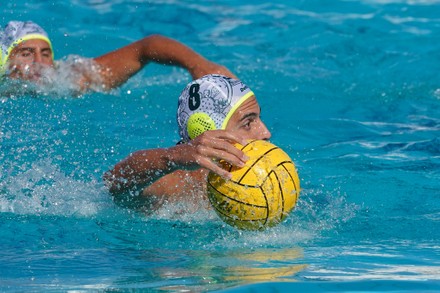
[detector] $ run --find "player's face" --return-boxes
[7,39,54,82]
[226,96,271,141]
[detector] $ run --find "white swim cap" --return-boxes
[0,21,54,75]
[177,74,255,142]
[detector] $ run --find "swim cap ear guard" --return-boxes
[177,74,254,142]
[187,112,217,140]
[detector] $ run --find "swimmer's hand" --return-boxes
[174,130,248,179]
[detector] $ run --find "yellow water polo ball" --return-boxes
[207,140,300,231]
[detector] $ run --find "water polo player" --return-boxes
[0,20,234,93]
[104,74,271,210]
[0,21,54,81]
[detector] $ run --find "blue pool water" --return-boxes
[1,0,440,292]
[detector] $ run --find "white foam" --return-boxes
[309,265,440,281]
[0,159,111,217]
[0,55,108,98]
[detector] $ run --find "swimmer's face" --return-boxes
[225,96,271,141]
[7,39,54,82]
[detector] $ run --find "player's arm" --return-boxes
[93,34,235,90]
[103,130,248,195]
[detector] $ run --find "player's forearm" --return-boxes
[103,145,195,194]
[92,34,235,90]
[139,35,235,79]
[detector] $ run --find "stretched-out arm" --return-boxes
[93,34,235,90]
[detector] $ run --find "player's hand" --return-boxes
[176,130,248,178]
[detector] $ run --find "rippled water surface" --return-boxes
[1,0,440,292]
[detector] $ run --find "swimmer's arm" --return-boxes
[93,34,235,90]
[103,147,186,195]
[104,130,248,195]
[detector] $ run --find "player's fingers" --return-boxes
[194,141,246,167]
[196,130,248,147]
[197,157,232,179]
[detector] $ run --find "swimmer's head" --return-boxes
[177,74,255,142]
[0,21,54,77]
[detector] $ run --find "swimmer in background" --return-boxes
[0,21,234,94]
[103,74,271,211]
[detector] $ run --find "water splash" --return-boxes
[0,55,108,99]
[0,158,111,216]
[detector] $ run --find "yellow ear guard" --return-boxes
[187,112,217,140]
